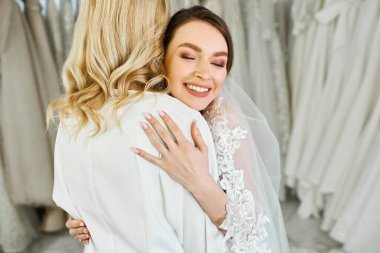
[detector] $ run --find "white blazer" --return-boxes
[53,92,226,253]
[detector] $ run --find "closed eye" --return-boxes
[211,62,226,68]
[180,54,195,60]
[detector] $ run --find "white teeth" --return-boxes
[186,84,209,92]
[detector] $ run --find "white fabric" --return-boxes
[332,132,380,253]
[240,1,291,199]
[294,0,360,206]
[318,11,380,195]
[203,79,289,253]
[289,0,321,117]
[53,92,226,253]
[323,89,380,232]
[298,0,379,218]
[286,0,335,194]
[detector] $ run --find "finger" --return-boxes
[144,113,176,149]
[79,239,90,245]
[141,121,169,157]
[80,239,90,245]
[66,218,86,229]
[158,111,186,144]
[191,121,208,153]
[132,147,165,168]
[76,232,91,241]
[69,227,88,236]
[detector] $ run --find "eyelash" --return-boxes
[181,54,195,60]
[212,62,225,68]
[180,54,226,68]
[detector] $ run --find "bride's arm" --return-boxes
[135,111,228,229]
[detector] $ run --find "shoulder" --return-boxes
[118,92,206,125]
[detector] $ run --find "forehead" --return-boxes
[169,20,228,52]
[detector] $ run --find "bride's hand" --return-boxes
[133,111,213,194]
[66,216,91,245]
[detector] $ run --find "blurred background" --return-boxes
[0,0,379,252]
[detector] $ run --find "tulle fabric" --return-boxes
[204,77,289,252]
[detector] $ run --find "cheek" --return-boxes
[213,72,227,91]
[167,60,192,85]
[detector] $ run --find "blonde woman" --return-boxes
[49,1,228,252]
[59,3,289,253]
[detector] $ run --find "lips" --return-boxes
[184,83,211,97]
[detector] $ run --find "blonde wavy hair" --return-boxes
[47,0,170,134]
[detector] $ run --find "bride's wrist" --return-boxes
[188,174,214,196]
[190,176,228,226]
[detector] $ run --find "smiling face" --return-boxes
[164,20,228,111]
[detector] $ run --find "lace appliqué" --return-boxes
[204,98,271,253]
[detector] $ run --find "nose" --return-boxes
[193,61,210,80]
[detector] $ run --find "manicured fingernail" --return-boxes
[141,122,148,129]
[80,222,85,227]
[158,110,165,117]
[144,113,152,120]
[132,147,140,154]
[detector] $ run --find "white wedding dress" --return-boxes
[294,0,360,208]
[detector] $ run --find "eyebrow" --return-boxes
[178,42,228,57]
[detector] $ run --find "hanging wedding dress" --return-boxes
[60,0,75,59]
[322,55,380,233]
[331,131,380,253]
[295,0,360,212]
[285,0,321,188]
[24,0,62,144]
[0,156,37,252]
[24,0,67,232]
[1,0,54,207]
[291,0,364,218]
[301,0,379,217]
[0,0,48,251]
[240,0,276,133]
[46,0,65,73]
[286,1,336,209]
[318,11,380,197]
[322,16,380,242]
[288,0,321,118]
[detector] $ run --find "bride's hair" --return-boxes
[47,0,169,134]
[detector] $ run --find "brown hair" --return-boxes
[163,5,234,73]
